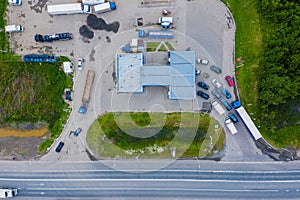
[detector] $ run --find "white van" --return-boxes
[5,25,23,33]
[8,0,22,5]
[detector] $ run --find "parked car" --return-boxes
[197,58,209,65]
[198,82,209,90]
[197,90,209,100]
[195,69,201,75]
[55,142,64,153]
[229,113,238,123]
[210,65,222,74]
[221,88,232,99]
[211,89,221,99]
[220,98,232,111]
[77,58,83,71]
[202,72,210,79]
[225,75,235,86]
[212,79,222,88]
[65,90,71,101]
[74,128,82,137]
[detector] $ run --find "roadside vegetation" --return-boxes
[223,0,300,148]
[87,112,225,158]
[0,2,73,153]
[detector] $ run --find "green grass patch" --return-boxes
[87,112,225,158]
[157,43,168,52]
[165,42,175,51]
[146,42,160,52]
[38,138,54,153]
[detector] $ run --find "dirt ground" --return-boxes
[0,127,48,160]
[0,136,44,160]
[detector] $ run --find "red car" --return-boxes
[225,76,235,86]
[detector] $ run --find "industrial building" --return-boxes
[115,51,196,100]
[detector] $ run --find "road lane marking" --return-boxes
[25,187,279,192]
[2,178,300,183]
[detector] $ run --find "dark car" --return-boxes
[221,98,232,111]
[197,90,209,100]
[65,90,71,101]
[74,128,82,137]
[210,65,222,74]
[211,89,221,99]
[34,34,44,42]
[198,82,209,90]
[229,113,238,123]
[225,75,235,86]
[55,142,64,153]
[221,88,232,99]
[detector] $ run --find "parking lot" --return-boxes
[6,0,242,161]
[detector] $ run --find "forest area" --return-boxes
[256,0,300,147]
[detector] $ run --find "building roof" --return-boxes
[115,51,196,100]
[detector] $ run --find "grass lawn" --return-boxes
[157,43,168,52]
[222,0,262,118]
[165,42,175,51]
[146,42,160,52]
[86,112,225,159]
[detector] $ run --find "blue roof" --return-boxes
[116,51,196,100]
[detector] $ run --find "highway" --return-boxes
[1,160,300,199]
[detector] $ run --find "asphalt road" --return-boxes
[2,160,300,199]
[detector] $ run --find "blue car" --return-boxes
[229,113,238,123]
[74,128,82,137]
[221,98,232,111]
[198,82,209,90]
[197,90,209,100]
[55,142,64,153]
[211,89,221,99]
[221,88,232,99]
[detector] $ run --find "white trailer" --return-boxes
[5,25,23,32]
[211,100,225,115]
[47,3,91,15]
[0,188,18,198]
[94,2,116,13]
[82,0,105,5]
[8,0,21,5]
[225,117,238,134]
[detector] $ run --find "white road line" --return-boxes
[2,178,300,183]
[25,187,279,192]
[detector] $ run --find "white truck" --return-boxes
[94,2,116,14]
[8,0,21,5]
[5,25,23,33]
[211,100,225,115]
[47,3,91,15]
[82,0,105,5]
[225,117,238,134]
[159,17,173,29]
[0,188,18,198]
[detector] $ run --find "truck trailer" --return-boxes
[78,70,95,114]
[211,100,225,115]
[5,25,23,33]
[82,0,105,5]
[94,2,116,13]
[225,117,238,134]
[0,188,18,198]
[47,3,91,15]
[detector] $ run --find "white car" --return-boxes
[197,58,209,65]
[77,58,83,71]
[212,79,222,88]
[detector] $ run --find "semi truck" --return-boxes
[34,33,72,42]
[94,2,116,13]
[225,117,238,134]
[47,3,91,15]
[82,0,105,5]
[78,70,95,114]
[0,188,18,198]
[211,100,225,115]
[5,25,23,33]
